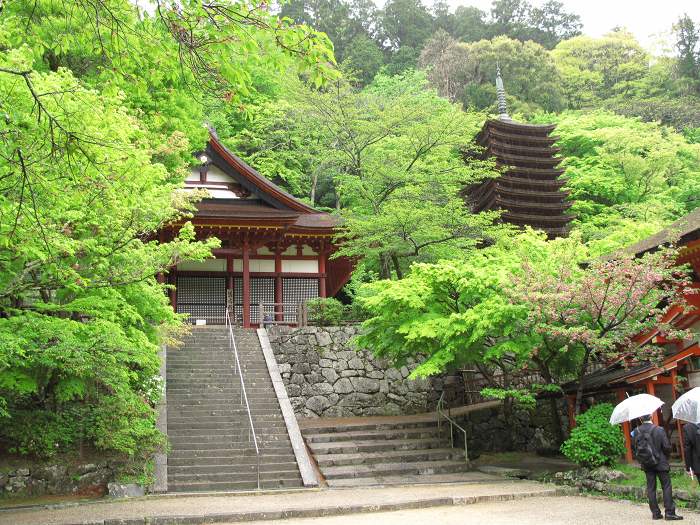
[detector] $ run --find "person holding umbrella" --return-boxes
[672,387,700,486]
[612,394,683,520]
[683,420,700,485]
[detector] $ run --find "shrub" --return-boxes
[560,403,626,468]
[306,298,345,326]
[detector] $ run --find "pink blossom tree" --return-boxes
[513,249,692,415]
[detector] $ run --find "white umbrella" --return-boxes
[610,393,664,424]
[672,387,700,423]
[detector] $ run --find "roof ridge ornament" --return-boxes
[495,63,511,121]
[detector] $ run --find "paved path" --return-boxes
[0,478,558,525]
[223,495,700,525]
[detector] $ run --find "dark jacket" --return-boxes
[633,422,671,472]
[684,423,700,473]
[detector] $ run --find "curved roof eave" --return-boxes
[207,126,318,214]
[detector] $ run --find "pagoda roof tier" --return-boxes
[502,166,566,179]
[499,175,568,189]
[469,115,573,238]
[485,119,557,135]
[479,128,559,147]
[502,211,576,225]
[496,186,570,201]
[491,151,562,167]
[488,141,561,156]
[495,196,573,211]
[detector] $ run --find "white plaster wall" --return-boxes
[177,259,226,272]
[232,259,275,272]
[281,260,319,273]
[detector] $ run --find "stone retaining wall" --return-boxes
[266,325,567,454]
[267,325,463,418]
[0,460,123,497]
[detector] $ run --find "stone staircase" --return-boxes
[166,327,303,491]
[302,417,473,487]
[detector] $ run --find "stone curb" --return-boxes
[257,328,319,488]
[63,487,569,525]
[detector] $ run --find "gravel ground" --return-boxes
[229,495,700,525]
[0,479,554,525]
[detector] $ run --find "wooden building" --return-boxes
[467,68,574,237]
[160,128,353,327]
[565,208,700,462]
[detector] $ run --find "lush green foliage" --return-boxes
[561,403,626,467]
[356,227,690,417]
[419,33,565,114]
[531,111,700,253]
[280,0,581,82]
[306,298,347,326]
[0,0,337,461]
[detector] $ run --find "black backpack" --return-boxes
[636,425,660,469]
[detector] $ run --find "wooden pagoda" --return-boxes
[159,128,353,328]
[468,68,574,237]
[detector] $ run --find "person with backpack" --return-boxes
[683,421,700,485]
[633,414,683,520]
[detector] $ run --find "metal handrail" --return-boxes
[225,307,261,489]
[437,391,470,465]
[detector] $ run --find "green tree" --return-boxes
[419,35,565,114]
[674,14,700,92]
[531,110,700,251]
[342,34,386,85]
[0,0,337,461]
[552,30,649,108]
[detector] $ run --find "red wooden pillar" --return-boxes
[617,388,634,463]
[242,238,251,328]
[274,245,283,322]
[318,242,327,298]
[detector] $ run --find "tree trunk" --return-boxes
[391,254,403,280]
[533,359,567,444]
[574,347,593,416]
[378,253,392,280]
[310,171,318,206]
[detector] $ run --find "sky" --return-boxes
[444,0,700,52]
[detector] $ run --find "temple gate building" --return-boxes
[160,128,353,327]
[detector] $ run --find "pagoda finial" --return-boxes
[495,63,511,121]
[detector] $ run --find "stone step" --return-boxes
[168,413,285,423]
[168,401,282,409]
[169,436,292,447]
[169,461,300,476]
[168,409,284,418]
[302,420,438,434]
[305,427,440,443]
[308,437,450,455]
[168,421,289,431]
[315,448,461,467]
[325,472,484,488]
[322,459,469,480]
[168,477,302,492]
[168,454,296,467]
[168,446,292,459]
[168,469,300,483]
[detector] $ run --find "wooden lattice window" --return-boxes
[176,276,226,324]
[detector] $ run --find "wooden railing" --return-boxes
[257,302,309,327]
